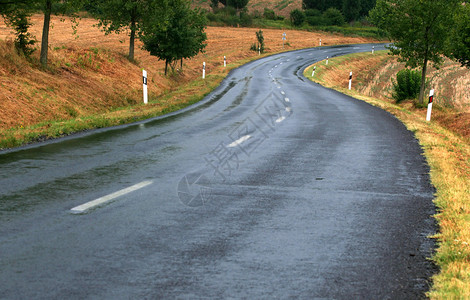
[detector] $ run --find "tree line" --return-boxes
[302,0,376,23]
[0,0,207,75]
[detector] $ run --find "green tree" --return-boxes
[290,9,305,26]
[141,0,207,75]
[359,0,376,18]
[1,0,37,56]
[227,0,248,11]
[342,0,361,22]
[323,7,345,26]
[210,0,218,12]
[446,3,470,68]
[302,0,327,11]
[1,3,36,56]
[370,0,460,104]
[392,68,422,103]
[256,29,264,53]
[91,0,152,61]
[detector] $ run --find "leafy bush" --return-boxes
[290,9,305,27]
[206,6,252,26]
[251,9,262,19]
[305,9,321,17]
[223,6,237,16]
[2,10,36,57]
[239,11,253,26]
[251,30,265,53]
[206,12,218,22]
[323,8,345,26]
[263,8,276,20]
[392,69,422,103]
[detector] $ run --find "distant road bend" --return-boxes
[0,44,436,299]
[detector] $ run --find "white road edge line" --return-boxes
[70,180,153,214]
[276,116,286,123]
[228,135,251,148]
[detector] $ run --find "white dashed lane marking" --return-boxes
[70,180,153,214]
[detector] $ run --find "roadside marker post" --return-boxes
[372,46,375,54]
[203,62,206,79]
[224,56,226,67]
[282,32,286,48]
[326,56,329,65]
[348,71,352,90]
[312,66,316,77]
[319,38,322,46]
[259,46,260,56]
[143,69,148,104]
[426,89,434,121]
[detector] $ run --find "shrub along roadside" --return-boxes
[305,57,470,299]
[392,68,422,103]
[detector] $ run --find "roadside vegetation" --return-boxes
[305,52,470,298]
[203,0,386,39]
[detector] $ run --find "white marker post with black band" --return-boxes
[326,56,329,65]
[143,69,148,104]
[224,56,226,67]
[202,62,206,79]
[348,71,352,90]
[312,66,316,77]
[319,38,322,46]
[372,46,375,54]
[426,89,434,121]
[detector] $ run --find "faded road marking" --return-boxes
[228,135,251,148]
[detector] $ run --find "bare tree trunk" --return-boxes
[165,60,168,75]
[180,58,183,70]
[40,0,52,67]
[419,58,428,105]
[128,18,136,61]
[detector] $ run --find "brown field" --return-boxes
[0,14,374,132]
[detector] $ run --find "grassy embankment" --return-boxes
[0,14,376,150]
[304,51,470,299]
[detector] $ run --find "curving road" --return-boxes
[0,44,436,299]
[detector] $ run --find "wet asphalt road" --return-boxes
[0,44,436,299]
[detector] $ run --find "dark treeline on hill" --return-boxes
[302,0,376,22]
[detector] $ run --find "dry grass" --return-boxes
[305,54,470,299]
[0,14,375,147]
